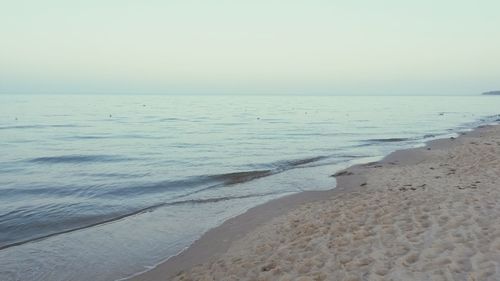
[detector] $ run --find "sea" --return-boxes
[0,94,499,281]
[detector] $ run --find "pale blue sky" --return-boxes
[1,0,499,95]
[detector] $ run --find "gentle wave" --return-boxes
[0,124,81,130]
[107,155,336,197]
[101,178,219,197]
[3,161,316,201]
[208,170,273,185]
[367,133,450,143]
[70,135,109,140]
[366,137,411,142]
[0,191,285,251]
[28,155,131,164]
[277,156,329,167]
[0,154,340,250]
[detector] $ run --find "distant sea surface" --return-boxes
[0,95,499,281]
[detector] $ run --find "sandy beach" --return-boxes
[133,124,500,281]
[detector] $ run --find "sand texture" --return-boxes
[144,125,500,281]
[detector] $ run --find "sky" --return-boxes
[1,0,499,95]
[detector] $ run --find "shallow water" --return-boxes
[0,95,499,280]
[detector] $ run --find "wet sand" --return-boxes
[132,125,500,281]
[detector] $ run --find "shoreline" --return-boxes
[130,164,367,281]
[131,124,499,281]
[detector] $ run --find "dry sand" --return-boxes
[133,125,500,281]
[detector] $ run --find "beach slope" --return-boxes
[134,125,500,281]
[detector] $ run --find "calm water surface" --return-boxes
[0,95,499,281]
